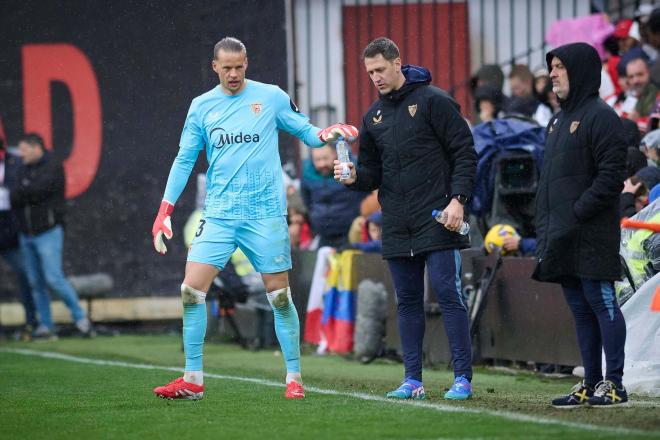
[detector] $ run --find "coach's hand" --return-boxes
[318,123,358,144]
[152,200,175,255]
[443,198,465,233]
[333,160,357,185]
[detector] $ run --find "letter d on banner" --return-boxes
[22,44,102,199]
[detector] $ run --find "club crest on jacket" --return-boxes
[570,121,580,133]
[408,104,417,117]
[372,109,383,124]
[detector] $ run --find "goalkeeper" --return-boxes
[151,37,357,400]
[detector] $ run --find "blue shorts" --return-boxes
[187,216,292,273]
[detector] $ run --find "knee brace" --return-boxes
[181,284,207,304]
[266,287,291,308]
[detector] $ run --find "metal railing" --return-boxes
[291,0,660,137]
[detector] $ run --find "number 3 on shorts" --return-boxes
[196,219,206,237]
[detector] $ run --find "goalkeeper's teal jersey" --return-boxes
[163,80,323,219]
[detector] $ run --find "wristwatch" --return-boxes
[452,194,468,205]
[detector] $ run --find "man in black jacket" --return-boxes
[0,129,38,336]
[336,37,477,400]
[534,43,628,407]
[10,133,90,338]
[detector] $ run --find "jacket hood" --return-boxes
[402,64,432,84]
[546,43,601,112]
[382,64,431,102]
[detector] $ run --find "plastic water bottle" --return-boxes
[336,136,351,181]
[432,209,470,235]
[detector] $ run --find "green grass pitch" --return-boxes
[0,335,658,439]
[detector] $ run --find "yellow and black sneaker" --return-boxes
[551,381,594,409]
[588,380,629,407]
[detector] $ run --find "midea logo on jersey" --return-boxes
[209,127,260,149]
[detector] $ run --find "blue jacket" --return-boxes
[300,159,366,242]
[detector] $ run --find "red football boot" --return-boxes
[285,381,305,399]
[154,377,204,400]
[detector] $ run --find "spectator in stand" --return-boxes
[602,34,623,96]
[360,189,381,218]
[626,57,659,123]
[10,133,91,339]
[347,189,381,244]
[627,146,648,177]
[301,144,366,248]
[473,85,504,123]
[287,191,313,250]
[640,127,660,166]
[0,126,38,337]
[614,19,638,55]
[344,211,382,254]
[621,176,648,219]
[533,67,560,113]
[606,54,637,116]
[505,64,553,126]
[620,163,660,219]
[470,65,507,124]
[470,64,505,94]
[634,165,660,190]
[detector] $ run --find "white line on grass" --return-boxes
[2,348,658,437]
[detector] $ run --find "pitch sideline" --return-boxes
[2,347,657,437]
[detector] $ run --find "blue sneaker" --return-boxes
[444,376,472,400]
[386,378,426,400]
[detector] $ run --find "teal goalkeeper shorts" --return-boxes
[187,216,292,273]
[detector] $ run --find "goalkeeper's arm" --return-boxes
[152,147,199,254]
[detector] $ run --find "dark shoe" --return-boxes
[551,381,593,409]
[32,325,58,341]
[588,380,629,407]
[16,325,34,341]
[75,318,95,338]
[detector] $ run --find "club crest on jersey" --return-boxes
[251,103,262,115]
[408,104,417,117]
[570,121,580,134]
[372,109,383,125]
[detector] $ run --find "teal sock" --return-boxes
[267,287,301,373]
[183,302,207,372]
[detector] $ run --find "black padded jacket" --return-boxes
[351,65,477,258]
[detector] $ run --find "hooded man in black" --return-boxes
[534,43,628,408]
[335,37,477,401]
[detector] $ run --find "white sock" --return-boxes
[286,372,302,385]
[184,371,204,385]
